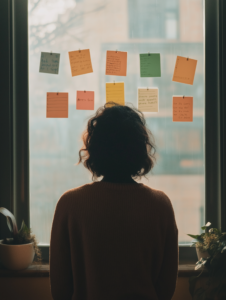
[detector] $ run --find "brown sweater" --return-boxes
[50,181,178,300]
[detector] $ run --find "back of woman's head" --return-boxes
[78,102,156,180]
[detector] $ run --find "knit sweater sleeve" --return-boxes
[155,194,179,300]
[49,195,74,300]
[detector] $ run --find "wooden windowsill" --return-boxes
[0,262,208,278]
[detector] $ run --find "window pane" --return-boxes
[29,0,205,245]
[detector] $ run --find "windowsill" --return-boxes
[0,262,208,278]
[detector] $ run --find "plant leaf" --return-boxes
[187,234,200,239]
[210,228,222,235]
[0,207,18,236]
[6,216,13,232]
[19,220,30,235]
[221,246,226,253]
[201,222,211,230]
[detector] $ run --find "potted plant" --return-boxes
[187,222,226,300]
[0,207,42,271]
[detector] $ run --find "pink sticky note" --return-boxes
[76,91,94,110]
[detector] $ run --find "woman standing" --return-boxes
[50,103,178,300]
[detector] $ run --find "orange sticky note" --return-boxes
[68,49,93,76]
[46,92,68,118]
[172,56,197,85]
[76,91,94,110]
[173,96,193,122]
[106,51,127,76]
[106,82,125,106]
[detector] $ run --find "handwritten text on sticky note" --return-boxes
[76,91,94,110]
[138,88,158,112]
[39,52,60,74]
[173,96,193,122]
[172,56,197,85]
[46,92,68,118]
[68,49,93,76]
[140,53,161,77]
[106,82,125,105]
[106,51,127,76]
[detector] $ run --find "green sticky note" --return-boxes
[140,53,161,77]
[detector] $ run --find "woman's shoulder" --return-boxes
[142,184,173,207]
[60,183,94,199]
[58,182,172,212]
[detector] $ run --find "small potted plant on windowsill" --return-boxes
[0,207,42,271]
[187,222,226,300]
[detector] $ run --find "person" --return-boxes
[49,102,179,300]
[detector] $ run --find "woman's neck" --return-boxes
[101,175,137,184]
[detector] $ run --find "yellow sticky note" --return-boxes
[173,96,193,122]
[68,49,93,76]
[106,82,125,105]
[172,56,197,85]
[46,92,68,118]
[138,88,158,112]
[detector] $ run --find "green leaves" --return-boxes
[187,234,200,239]
[209,227,222,236]
[0,207,18,236]
[187,222,220,245]
[188,222,226,299]
[19,220,30,235]
[201,222,211,230]
[0,207,31,244]
[187,233,204,243]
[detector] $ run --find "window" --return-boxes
[128,0,179,39]
[1,0,226,263]
[29,0,204,245]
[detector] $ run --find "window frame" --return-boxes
[0,0,226,264]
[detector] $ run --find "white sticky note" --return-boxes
[138,88,159,112]
[39,52,60,74]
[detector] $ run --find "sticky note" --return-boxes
[68,49,93,76]
[76,91,94,110]
[138,88,158,112]
[140,53,161,77]
[173,96,193,122]
[39,52,60,74]
[172,56,197,85]
[106,51,127,76]
[46,92,68,118]
[106,82,125,105]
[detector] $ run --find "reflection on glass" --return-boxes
[29,0,204,244]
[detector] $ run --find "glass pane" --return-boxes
[29,0,205,245]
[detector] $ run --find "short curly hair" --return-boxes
[78,102,156,180]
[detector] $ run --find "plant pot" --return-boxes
[196,246,210,261]
[0,238,35,271]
